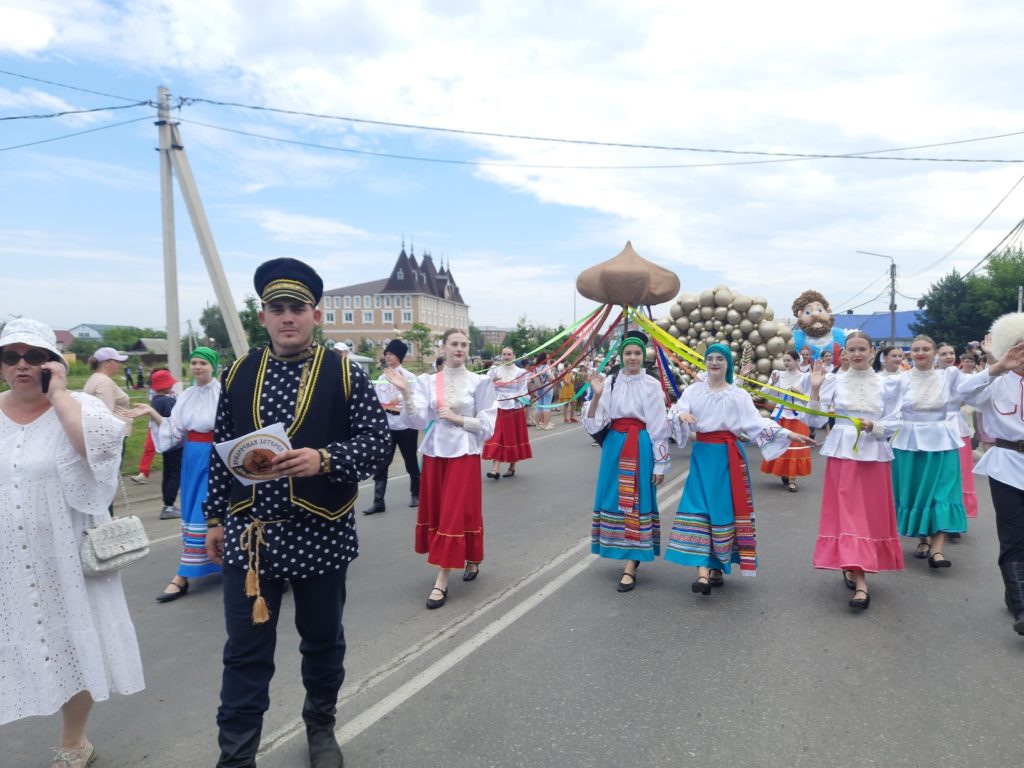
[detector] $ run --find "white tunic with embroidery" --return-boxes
[808,369,903,462]
[958,369,1024,491]
[0,393,144,725]
[891,367,963,452]
[151,378,221,452]
[407,365,498,457]
[373,364,418,430]
[488,363,529,410]
[583,371,672,474]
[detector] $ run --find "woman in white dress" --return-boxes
[385,329,497,609]
[0,319,144,768]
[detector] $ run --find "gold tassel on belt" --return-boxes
[238,517,284,624]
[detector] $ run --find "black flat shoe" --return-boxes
[708,570,724,588]
[848,588,870,610]
[691,576,711,595]
[842,570,856,590]
[913,542,931,559]
[426,587,448,609]
[408,496,419,507]
[156,579,189,603]
[502,468,516,478]
[928,552,952,569]
[463,562,480,582]
[361,502,385,515]
[486,471,500,480]
[617,568,638,592]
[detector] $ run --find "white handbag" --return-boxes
[80,515,150,577]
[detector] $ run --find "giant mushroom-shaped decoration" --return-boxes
[576,241,680,306]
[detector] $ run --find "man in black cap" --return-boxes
[362,338,421,513]
[204,257,390,768]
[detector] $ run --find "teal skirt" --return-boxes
[591,428,660,561]
[892,448,966,537]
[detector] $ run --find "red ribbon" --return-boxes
[612,418,646,542]
[696,430,757,574]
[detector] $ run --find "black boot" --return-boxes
[216,727,262,768]
[303,695,344,768]
[999,561,1024,635]
[361,480,387,515]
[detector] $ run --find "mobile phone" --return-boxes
[41,369,51,393]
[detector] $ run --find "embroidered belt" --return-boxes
[187,431,214,442]
[611,418,646,543]
[995,438,1024,453]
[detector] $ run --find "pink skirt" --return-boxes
[416,454,484,569]
[482,408,533,462]
[813,457,905,573]
[959,438,978,519]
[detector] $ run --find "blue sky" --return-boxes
[3,1,1024,338]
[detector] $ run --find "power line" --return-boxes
[906,167,1024,278]
[962,217,1024,277]
[0,102,150,121]
[844,287,891,313]
[0,69,142,102]
[833,269,890,312]
[183,95,1024,162]
[0,116,152,153]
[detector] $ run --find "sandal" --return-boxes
[848,588,870,610]
[426,587,448,609]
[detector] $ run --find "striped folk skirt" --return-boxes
[665,440,754,573]
[178,438,221,579]
[591,428,660,561]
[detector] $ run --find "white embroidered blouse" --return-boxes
[406,365,498,457]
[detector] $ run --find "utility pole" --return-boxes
[156,86,248,360]
[856,251,898,346]
[157,87,182,379]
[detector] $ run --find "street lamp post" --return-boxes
[856,251,897,346]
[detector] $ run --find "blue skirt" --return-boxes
[177,440,221,579]
[591,428,660,561]
[665,441,755,573]
[892,448,967,537]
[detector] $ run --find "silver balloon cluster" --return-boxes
[654,286,795,385]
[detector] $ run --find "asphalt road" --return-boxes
[4,422,1020,768]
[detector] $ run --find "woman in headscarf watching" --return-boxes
[132,347,222,602]
[0,319,144,767]
[384,329,497,609]
[584,331,671,592]
[666,343,815,595]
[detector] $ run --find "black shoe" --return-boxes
[848,588,870,610]
[409,496,419,507]
[463,562,480,581]
[708,570,724,588]
[913,541,931,559]
[486,471,500,480]
[303,696,344,768]
[691,576,711,595]
[156,579,189,603]
[998,561,1024,635]
[361,501,385,515]
[617,568,638,592]
[948,532,962,540]
[426,587,448,609]
[159,505,181,520]
[216,727,262,768]
[928,552,952,569]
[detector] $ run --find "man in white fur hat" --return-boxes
[958,313,1024,637]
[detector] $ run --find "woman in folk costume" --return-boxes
[758,350,813,493]
[874,346,907,377]
[957,317,1024,636]
[805,332,904,610]
[483,346,532,479]
[665,344,814,595]
[134,346,222,602]
[935,343,980,523]
[583,330,670,593]
[892,335,968,567]
[385,328,497,609]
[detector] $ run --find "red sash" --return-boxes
[611,418,646,542]
[187,431,214,443]
[697,430,757,574]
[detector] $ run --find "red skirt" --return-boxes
[482,408,533,462]
[959,438,978,519]
[812,458,904,572]
[415,454,484,569]
[760,417,812,478]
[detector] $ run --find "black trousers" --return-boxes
[990,477,1024,564]
[217,564,349,734]
[372,428,420,496]
[161,447,182,507]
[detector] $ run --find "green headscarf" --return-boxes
[619,330,649,354]
[190,346,219,374]
[704,343,734,384]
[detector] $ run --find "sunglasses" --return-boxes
[1,349,51,366]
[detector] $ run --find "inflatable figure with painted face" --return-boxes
[791,289,849,363]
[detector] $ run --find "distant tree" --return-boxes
[199,304,231,349]
[69,338,102,358]
[357,337,376,356]
[970,248,1024,322]
[404,322,437,372]
[468,322,485,355]
[239,294,270,349]
[101,326,166,352]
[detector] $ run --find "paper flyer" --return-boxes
[215,423,292,486]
